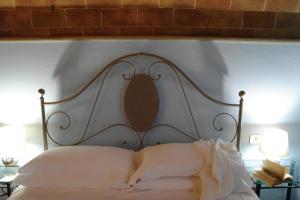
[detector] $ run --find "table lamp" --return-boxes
[0,125,25,166]
[259,128,289,159]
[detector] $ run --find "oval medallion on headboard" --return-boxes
[124,74,159,132]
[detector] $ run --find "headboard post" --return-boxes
[38,88,48,151]
[236,90,245,151]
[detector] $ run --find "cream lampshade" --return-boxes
[0,125,25,166]
[259,128,289,158]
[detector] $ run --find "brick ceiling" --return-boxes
[0,0,300,39]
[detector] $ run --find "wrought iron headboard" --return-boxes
[38,52,245,151]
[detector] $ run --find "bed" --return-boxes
[10,53,258,200]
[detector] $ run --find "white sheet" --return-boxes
[194,140,256,200]
[9,186,259,200]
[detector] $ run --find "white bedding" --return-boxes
[194,140,255,200]
[11,140,259,200]
[9,186,259,200]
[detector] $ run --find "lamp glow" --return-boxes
[259,128,289,158]
[246,93,295,124]
[0,125,25,166]
[0,92,40,125]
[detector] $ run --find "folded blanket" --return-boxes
[194,139,257,200]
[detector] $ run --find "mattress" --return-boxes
[9,186,259,200]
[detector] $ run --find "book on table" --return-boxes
[253,159,293,187]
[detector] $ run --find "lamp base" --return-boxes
[2,158,14,166]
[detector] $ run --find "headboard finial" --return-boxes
[38,88,45,97]
[239,90,245,99]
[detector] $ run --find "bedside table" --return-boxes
[0,166,19,197]
[246,159,300,200]
[252,177,300,200]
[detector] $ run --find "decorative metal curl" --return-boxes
[45,111,72,146]
[46,111,71,130]
[212,113,238,142]
[147,61,163,80]
[117,61,136,80]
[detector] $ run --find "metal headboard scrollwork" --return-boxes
[38,52,245,151]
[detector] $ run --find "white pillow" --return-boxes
[133,177,200,191]
[129,143,203,186]
[14,173,129,189]
[18,146,135,188]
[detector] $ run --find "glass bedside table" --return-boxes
[252,178,300,200]
[248,160,300,200]
[0,166,19,197]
